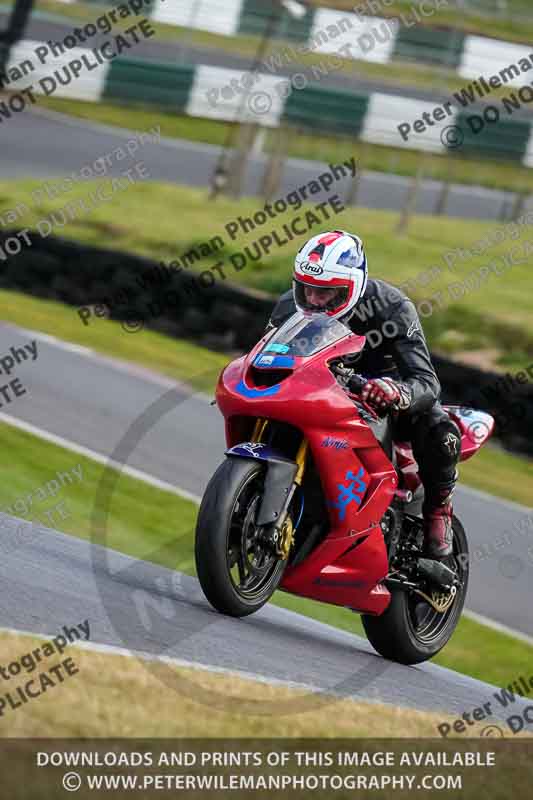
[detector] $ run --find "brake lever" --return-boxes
[332,367,387,421]
[350,373,404,421]
[350,394,381,421]
[331,363,353,390]
[341,372,380,421]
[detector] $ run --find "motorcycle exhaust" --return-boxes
[417,558,456,589]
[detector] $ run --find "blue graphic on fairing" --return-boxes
[254,354,295,369]
[235,380,281,398]
[330,468,367,521]
[264,343,290,354]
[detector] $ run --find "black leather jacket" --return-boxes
[268,278,441,417]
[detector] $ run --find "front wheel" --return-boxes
[361,516,469,665]
[195,458,288,617]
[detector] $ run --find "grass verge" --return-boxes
[1,179,532,371]
[0,290,229,394]
[2,286,533,506]
[0,628,462,738]
[1,419,532,695]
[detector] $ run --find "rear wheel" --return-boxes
[195,458,288,617]
[361,516,468,665]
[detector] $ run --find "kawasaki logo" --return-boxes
[301,262,323,275]
[322,437,349,450]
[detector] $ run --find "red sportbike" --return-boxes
[195,313,494,664]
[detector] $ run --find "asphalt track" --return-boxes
[2,515,532,724]
[1,321,532,651]
[0,11,530,219]
[0,10,532,716]
[3,105,526,223]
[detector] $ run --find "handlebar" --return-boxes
[330,363,380,420]
[347,373,367,394]
[330,363,367,393]
[331,364,401,418]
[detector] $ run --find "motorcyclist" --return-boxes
[266,230,462,562]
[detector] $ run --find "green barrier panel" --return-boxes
[237,0,316,43]
[283,84,369,136]
[450,111,531,161]
[103,59,195,110]
[393,26,466,69]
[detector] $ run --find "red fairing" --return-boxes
[216,326,397,615]
[215,325,492,616]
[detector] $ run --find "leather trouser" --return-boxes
[392,401,461,505]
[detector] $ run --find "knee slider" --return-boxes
[429,419,462,464]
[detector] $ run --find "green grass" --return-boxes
[2,178,531,370]
[2,285,532,504]
[282,127,533,195]
[37,96,533,195]
[2,420,532,693]
[458,440,533,506]
[0,421,199,570]
[0,290,229,394]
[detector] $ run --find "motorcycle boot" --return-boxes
[422,470,458,561]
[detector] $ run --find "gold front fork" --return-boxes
[294,438,308,485]
[250,419,308,560]
[279,439,308,558]
[251,418,268,443]
[251,418,308,483]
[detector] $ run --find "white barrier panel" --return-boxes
[5,39,109,102]
[308,9,397,64]
[152,0,243,37]
[187,64,285,128]
[458,35,533,88]
[360,92,447,153]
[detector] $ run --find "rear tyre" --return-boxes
[361,516,468,665]
[195,457,287,617]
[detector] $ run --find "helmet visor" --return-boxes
[294,278,350,314]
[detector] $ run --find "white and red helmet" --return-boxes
[293,230,368,321]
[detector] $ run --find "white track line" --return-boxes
[1,326,532,644]
[462,610,533,647]
[0,321,206,394]
[0,412,202,505]
[0,623,506,709]
[4,324,531,513]
[0,623,389,706]
[457,482,533,516]
[3,408,532,647]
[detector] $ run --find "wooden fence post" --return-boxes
[345,142,366,208]
[260,125,290,200]
[396,156,426,236]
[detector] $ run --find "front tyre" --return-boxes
[195,457,287,617]
[361,516,469,665]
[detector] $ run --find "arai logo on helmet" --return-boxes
[301,262,323,276]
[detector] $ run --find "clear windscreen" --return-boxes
[264,312,352,357]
